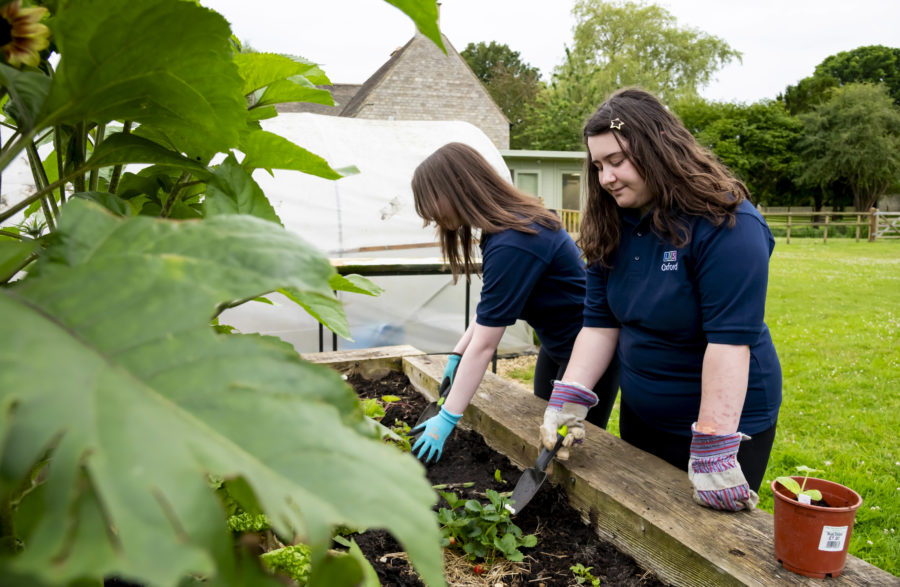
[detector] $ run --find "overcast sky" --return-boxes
[201,0,899,104]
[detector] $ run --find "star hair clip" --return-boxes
[610,117,624,130]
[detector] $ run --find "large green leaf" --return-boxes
[40,0,247,159]
[240,129,343,179]
[205,155,282,225]
[86,133,211,179]
[329,273,385,297]
[0,200,444,587]
[386,0,444,52]
[0,63,50,133]
[278,287,352,341]
[234,53,331,96]
[256,78,335,109]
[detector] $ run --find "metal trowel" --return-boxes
[504,426,568,515]
[412,374,452,427]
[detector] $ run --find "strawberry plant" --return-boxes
[0,1,448,586]
[437,489,538,563]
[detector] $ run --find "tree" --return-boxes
[519,0,741,151]
[673,98,803,206]
[796,83,900,211]
[782,45,900,114]
[567,0,740,103]
[461,41,542,148]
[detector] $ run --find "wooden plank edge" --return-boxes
[301,344,424,379]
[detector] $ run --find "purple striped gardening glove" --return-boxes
[539,380,599,460]
[688,423,759,511]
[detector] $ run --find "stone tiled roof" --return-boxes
[338,37,415,118]
[273,32,510,148]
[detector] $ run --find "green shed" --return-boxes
[500,149,586,213]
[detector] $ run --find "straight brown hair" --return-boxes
[412,142,562,281]
[580,88,750,267]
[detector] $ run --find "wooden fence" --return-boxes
[557,208,581,235]
[555,207,900,243]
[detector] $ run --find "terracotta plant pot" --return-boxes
[772,476,862,578]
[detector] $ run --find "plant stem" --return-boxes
[54,127,66,204]
[0,128,37,175]
[72,122,87,193]
[0,229,28,239]
[24,142,56,232]
[0,163,96,224]
[89,123,106,191]
[1,251,39,284]
[160,171,191,217]
[107,121,132,194]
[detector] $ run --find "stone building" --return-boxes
[277,33,510,150]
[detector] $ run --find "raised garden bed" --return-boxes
[305,345,896,587]
[349,369,665,586]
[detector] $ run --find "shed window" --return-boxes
[562,173,581,210]
[515,171,539,197]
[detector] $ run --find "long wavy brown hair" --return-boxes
[411,142,562,281]
[580,88,750,267]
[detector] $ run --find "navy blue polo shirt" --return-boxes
[584,200,781,435]
[477,223,586,362]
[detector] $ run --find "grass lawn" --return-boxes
[501,238,899,575]
[762,238,899,575]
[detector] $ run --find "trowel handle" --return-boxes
[535,425,568,471]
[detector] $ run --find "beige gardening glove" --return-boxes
[539,380,598,461]
[688,424,759,511]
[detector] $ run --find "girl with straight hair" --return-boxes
[409,142,619,463]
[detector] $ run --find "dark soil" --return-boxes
[348,371,667,587]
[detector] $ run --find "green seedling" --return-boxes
[385,419,414,452]
[360,394,402,420]
[494,469,506,484]
[571,562,601,586]
[437,489,537,563]
[226,511,270,533]
[360,397,386,420]
[776,465,823,503]
[260,544,312,584]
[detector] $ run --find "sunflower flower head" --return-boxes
[1,1,50,69]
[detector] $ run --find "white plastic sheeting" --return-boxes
[219,113,536,355]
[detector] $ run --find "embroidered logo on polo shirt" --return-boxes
[661,250,679,271]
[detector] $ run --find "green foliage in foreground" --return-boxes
[0,201,444,586]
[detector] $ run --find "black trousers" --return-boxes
[532,346,620,429]
[618,400,777,492]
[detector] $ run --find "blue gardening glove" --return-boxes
[688,423,759,511]
[442,353,461,389]
[539,380,598,460]
[411,406,462,463]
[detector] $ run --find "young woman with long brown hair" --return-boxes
[540,88,782,512]
[409,142,619,463]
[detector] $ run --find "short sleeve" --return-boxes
[693,212,774,345]
[583,263,620,328]
[476,243,546,327]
